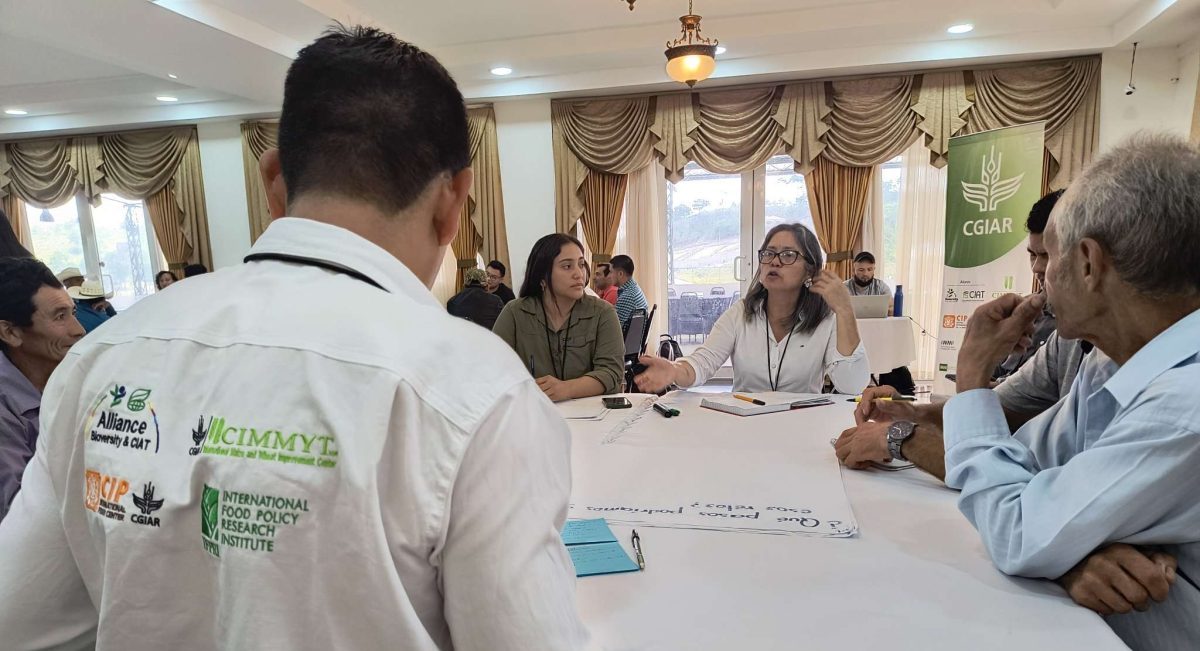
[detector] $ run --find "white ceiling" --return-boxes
[1,0,1198,137]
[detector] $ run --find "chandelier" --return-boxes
[664,0,719,87]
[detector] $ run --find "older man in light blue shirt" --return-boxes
[944,135,1200,651]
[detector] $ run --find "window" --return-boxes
[763,154,816,237]
[26,193,167,310]
[878,156,903,286]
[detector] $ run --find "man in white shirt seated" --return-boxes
[838,134,1200,650]
[0,26,589,651]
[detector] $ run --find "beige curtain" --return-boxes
[2,193,34,253]
[966,57,1100,190]
[775,81,829,175]
[2,128,211,269]
[431,247,460,305]
[145,186,188,270]
[99,127,211,269]
[619,160,670,340]
[579,171,628,265]
[465,107,510,272]
[451,203,482,292]
[895,139,948,381]
[911,71,972,168]
[806,157,873,279]
[689,87,784,174]
[241,121,279,244]
[823,76,920,167]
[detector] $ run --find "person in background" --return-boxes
[485,259,516,304]
[67,278,114,333]
[155,270,178,291]
[839,135,1200,649]
[635,223,868,395]
[58,267,117,319]
[993,189,1070,382]
[447,267,504,330]
[0,210,33,258]
[493,233,624,402]
[844,251,914,394]
[844,252,892,313]
[610,254,649,327]
[0,257,85,521]
[183,263,209,278]
[0,25,589,650]
[593,262,618,305]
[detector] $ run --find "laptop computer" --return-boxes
[849,294,889,319]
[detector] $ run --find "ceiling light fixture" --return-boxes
[156,96,179,102]
[947,23,974,34]
[4,108,28,116]
[621,0,636,9]
[490,66,513,76]
[39,209,54,223]
[664,0,719,87]
[168,73,178,79]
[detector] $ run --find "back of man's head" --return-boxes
[464,268,486,286]
[1026,190,1063,235]
[610,255,635,278]
[183,264,208,278]
[1057,133,1200,297]
[278,24,470,216]
[0,257,60,353]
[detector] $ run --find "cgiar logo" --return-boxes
[131,482,164,527]
[961,146,1024,213]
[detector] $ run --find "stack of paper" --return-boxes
[560,518,639,577]
[556,398,609,421]
[700,392,834,417]
[570,433,859,538]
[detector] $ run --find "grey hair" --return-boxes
[1055,133,1200,297]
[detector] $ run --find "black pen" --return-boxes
[631,529,645,570]
[528,354,535,376]
[652,402,674,418]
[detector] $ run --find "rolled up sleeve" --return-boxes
[824,314,869,395]
[585,305,626,394]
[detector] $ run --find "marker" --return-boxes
[850,395,916,403]
[631,529,645,570]
[733,394,766,405]
[652,402,674,418]
[528,355,535,376]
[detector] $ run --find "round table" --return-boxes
[856,316,917,374]
[567,392,1123,651]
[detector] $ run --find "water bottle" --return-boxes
[893,284,904,317]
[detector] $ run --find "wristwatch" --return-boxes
[886,421,917,462]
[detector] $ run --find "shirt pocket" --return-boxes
[563,333,597,374]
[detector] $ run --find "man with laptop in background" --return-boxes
[845,252,913,394]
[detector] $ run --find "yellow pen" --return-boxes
[851,395,917,403]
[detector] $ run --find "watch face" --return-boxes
[888,421,913,441]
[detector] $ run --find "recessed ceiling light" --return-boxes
[4,108,29,116]
[156,96,179,102]
[947,23,974,34]
[715,45,727,55]
[168,73,178,79]
[490,66,513,76]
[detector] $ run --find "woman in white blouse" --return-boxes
[635,223,869,395]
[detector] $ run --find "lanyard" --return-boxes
[765,314,796,392]
[541,299,574,380]
[243,253,387,292]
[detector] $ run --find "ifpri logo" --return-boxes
[201,484,221,557]
[962,146,1024,213]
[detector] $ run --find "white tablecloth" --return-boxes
[569,392,1123,651]
[856,316,917,374]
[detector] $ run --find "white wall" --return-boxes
[197,120,252,269]
[1099,44,1198,152]
[494,98,556,288]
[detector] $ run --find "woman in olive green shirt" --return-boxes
[493,233,625,401]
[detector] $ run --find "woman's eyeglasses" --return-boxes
[757,249,807,266]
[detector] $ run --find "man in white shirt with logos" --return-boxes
[0,26,589,651]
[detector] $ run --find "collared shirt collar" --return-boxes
[248,218,440,309]
[1103,307,1200,407]
[0,351,41,415]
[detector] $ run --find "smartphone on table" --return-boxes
[602,397,633,409]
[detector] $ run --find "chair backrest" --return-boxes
[710,286,726,295]
[682,291,699,298]
[667,287,677,297]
